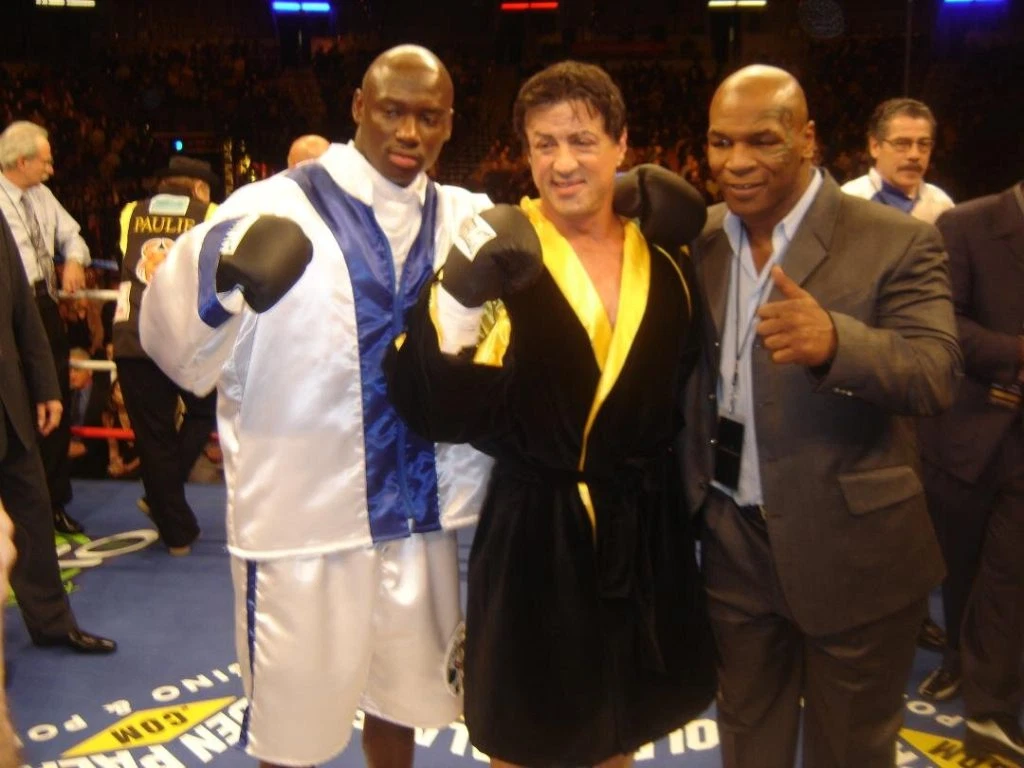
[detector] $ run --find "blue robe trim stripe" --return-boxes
[290,165,442,541]
[239,559,258,748]
[197,217,243,328]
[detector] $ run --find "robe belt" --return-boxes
[497,452,674,673]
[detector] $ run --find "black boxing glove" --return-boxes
[613,164,707,253]
[441,204,544,308]
[215,215,313,313]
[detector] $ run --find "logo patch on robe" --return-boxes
[444,621,466,696]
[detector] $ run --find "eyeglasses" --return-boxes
[881,138,935,153]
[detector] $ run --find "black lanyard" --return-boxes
[728,227,773,415]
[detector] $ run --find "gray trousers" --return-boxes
[701,490,925,768]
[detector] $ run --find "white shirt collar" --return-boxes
[868,166,919,203]
[319,141,427,208]
[0,173,26,202]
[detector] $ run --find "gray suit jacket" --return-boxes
[0,214,60,459]
[682,173,960,635]
[918,183,1024,484]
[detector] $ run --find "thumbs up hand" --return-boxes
[755,266,837,367]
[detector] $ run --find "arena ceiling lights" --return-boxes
[35,0,96,6]
[500,2,559,10]
[271,1,333,13]
[708,0,767,8]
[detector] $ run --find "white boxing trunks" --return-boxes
[232,530,463,765]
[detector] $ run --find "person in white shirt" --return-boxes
[0,121,91,535]
[841,98,954,225]
[842,98,957,663]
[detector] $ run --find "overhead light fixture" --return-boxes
[708,0,767,7]
[35,0,97,6]
[500,1,559,10]
[271,1,333,12]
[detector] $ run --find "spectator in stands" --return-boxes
[841,98,953,224]
[67,346,110,479]
[0,120,91,535]
[103,378,140,480]
[287,134,330,168]
[915,181,1024,764]
[60,294,104,357]
[842,97,954,660]
[113,155,218,555]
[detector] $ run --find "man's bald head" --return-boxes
[361,45,453,108]
[711,65,809,131]
[287,134,330,168]
[706,65,817,237]
[352,45,455,187]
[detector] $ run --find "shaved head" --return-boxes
[352,45,454,186]
[706,64,817,237]
[362,45,453,107]
[287,134,330,168]
[711,65,809,131]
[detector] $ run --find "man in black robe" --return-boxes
[387,60,714,768]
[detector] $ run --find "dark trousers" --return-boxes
[701,490,925,768]
[0,414,75,639]
[924,423,1024,718]
[115,357,214,548]
[34,291,71,509]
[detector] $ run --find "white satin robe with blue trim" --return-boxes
[139,142,493,560]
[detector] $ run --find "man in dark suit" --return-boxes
[683,65,961,767]
[0,213,115,654]
[916,182,1024,763]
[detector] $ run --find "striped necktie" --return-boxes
[21,193,57,300]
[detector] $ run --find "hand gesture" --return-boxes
[756,266,837,367]
[62,261,87,295]
[36,399,63,436]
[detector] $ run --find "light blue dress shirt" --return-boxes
[713,169,824,506]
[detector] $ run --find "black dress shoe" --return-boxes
[53,507,85,535]
[33,629,117,654]
[917,616,947,652]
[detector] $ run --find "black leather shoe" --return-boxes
[33,629,117,654]
[53,507,84,535]
[917,616,947,652]
[965,713,1024,763]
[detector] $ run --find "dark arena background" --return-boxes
[2,0,1023,766]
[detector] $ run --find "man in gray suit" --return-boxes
[683,65,961,767]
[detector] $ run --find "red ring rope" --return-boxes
[70,426,218,442]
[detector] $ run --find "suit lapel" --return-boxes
[995,184,1024,269]
[699,223,733,339]
[767,173,840,301]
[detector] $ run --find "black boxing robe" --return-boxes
[386,199,716,766]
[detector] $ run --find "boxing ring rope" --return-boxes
[59,289,120,303]
[61,278,217,444]
[72,426,135,441]
[70,359,117,372]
